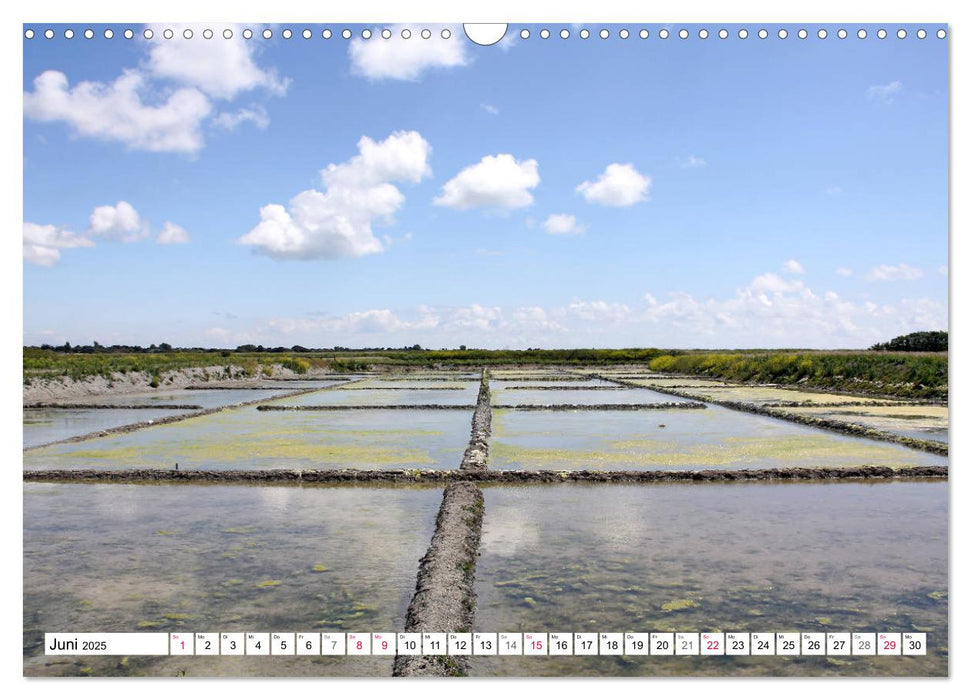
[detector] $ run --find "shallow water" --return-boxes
[492,387,691,406]
[490,379,614,392]
[643,385,885,406]
[489,406,946,471]
[79,388,295,410]
[23,407,472,471]
[23,482,442,677]
[272,385,479,407]
[470,481,947,676]
[24,408,192,449]
[784,405,949,443]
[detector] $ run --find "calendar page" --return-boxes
[20,3,950,686]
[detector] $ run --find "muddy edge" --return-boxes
[587,374,948,456]
[23,465,948,485]
[22,380,359,452]
[391,481,483,677]
[392,369,491,677]
[460,369,492,472]
[24,403,204,410]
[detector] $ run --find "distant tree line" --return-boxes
[869,331,948,352]
[33,342,430,354]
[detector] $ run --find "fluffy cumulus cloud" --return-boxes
[543,214,586,235]
[238,131,431,260]
[23,70,212,154]
[349,24,469,80]
[88,201,149,242]
[635,274,945,347]
[23,24,287,154]
[576,163,650,206]
[866,263,924,281]
[782,259,805,274]
[214,266,946,349]
[23,222,94,266]
[156,221,191,244]
[145,24,289,100]
[867,80,903,104]
[434,154,539,210]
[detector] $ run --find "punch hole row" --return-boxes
[23,26,947,41]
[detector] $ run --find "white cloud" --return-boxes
[748,272,807,295]
[349,25,468,80]
[481,103,499,115]
[156,222,191,245]
[23,25,286,154]
[782,259,805,274]
[238,130,431,260]
[680,154,707,168]
[88,201,149,242]
[564,300,631,322]
[825,185,842,195]
[633,273,946,346]
[543,214,586,236]
[211,105,270,131]
[145,24,289,100]
[576,163,650,206]
[23,222,94,266]
[23,70,212,154]
[321,130,432,188]
[210,267,947,349]
[867,80,903,104]
[866,263,924,281]
[837,267,853,277]
[434,154,539,210]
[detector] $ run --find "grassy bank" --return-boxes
[23,347,948,400]
[648,352,947,400]
[23,349,332,384]
[23,347,667,382]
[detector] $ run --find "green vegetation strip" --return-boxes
[22,388,323,452]
[23,466,947,484]
[24,403,203,410]
[647,352,947,400]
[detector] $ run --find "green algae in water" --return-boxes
[24,482,442,677]
[490,407,945,471]
[470,482,947,677]
[257,580,282,588]
[25,407,470,471]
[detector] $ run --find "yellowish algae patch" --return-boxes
[661,599,700,612]
[50,440,435,466]
[787,405,948,434]
[491,432,932,469]
[26,403,461,468]
[311,564,330,572]
[257,580,282,588]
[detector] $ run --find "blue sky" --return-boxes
[22,23,948,349]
